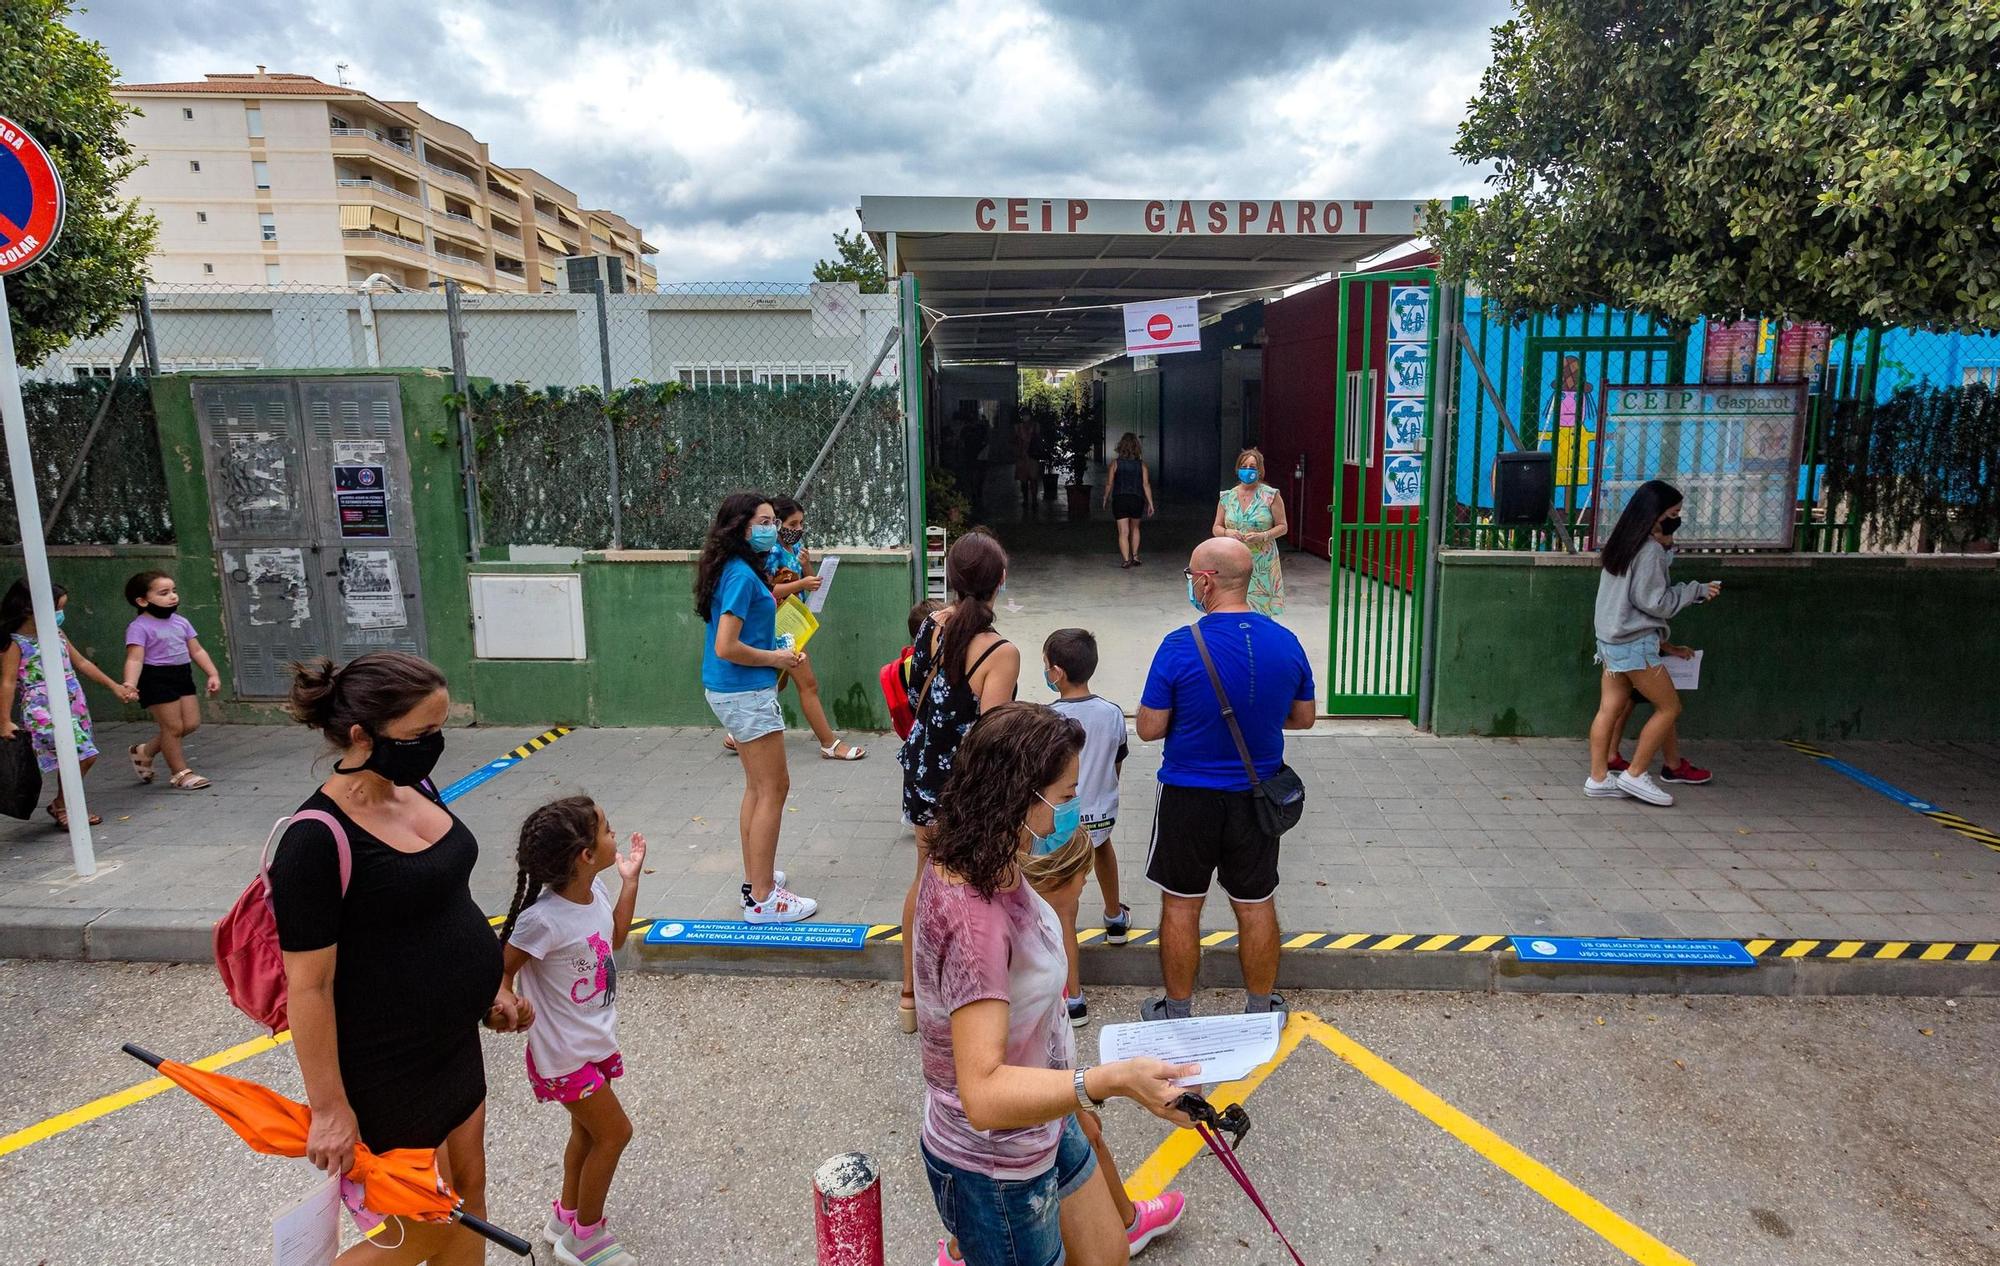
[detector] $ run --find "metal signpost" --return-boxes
[0,114,95,876]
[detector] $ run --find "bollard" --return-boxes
[814,1151,884,1266]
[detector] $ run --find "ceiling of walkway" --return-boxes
[860,196,1421,367]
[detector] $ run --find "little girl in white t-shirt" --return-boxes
[500,795,647,1266]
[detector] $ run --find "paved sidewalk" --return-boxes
[1,722,1996,953]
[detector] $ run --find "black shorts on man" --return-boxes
[1143,783,1279,903]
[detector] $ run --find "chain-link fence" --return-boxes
[36,279,909,552]
[0,376,174,545]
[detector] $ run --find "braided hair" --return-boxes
[500,794,601,943]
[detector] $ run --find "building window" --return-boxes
[245,108,264,137]
[72,364,115,380]
[253,161,270,190]
[181,107,194,120]
[189,160,202,172]
[260,213,278,242]
[203,262,215,274]
[676,364,848,390]
[196,211,208,223]
[265,263,282,288]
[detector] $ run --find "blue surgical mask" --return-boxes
[1044,671,1060,693]
[53,609,66,628]
[748,523,780,552]
[1187,575,1206,615]
[1238,467,1259,484]
[1028,792,1081,855]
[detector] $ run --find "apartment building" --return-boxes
[115,69,659,293]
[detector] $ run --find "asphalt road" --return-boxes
[0,962,1994,1265]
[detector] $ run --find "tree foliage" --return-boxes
[0,1,157,365]
[1431,0,2000,331]
[812,229,887,293]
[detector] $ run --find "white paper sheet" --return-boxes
[1665,649,1703,690]
[1097,1013,1283,1088]
[272,1174,340,1266]
[806,555,840,614]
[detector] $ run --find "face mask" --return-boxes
[1238,467,1259,484]
[336,729,445,787]
[748,523,780,552]
[1044,671,1060,693]
[142,602,177,620]
[1659,515,1683,536]
[53,609,66,628]
[777,526,804,549]
[1187,575,1207,615]
[1028,792,1082,855]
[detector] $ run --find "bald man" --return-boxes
[1135,538,1315,1021]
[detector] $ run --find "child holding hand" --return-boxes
[121,571,220,790]
[500,795,648,1266]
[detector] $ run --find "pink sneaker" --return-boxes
[557,1216,637,1266]
[936,1240,957,1265]
[1127,1191,1186,1254]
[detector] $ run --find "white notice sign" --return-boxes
[1098,1013,1283,1088]
[1122,297,1202,357]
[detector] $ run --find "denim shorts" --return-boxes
[1596,634,1664,674]
[705,686,784,743]
[921,1116,1098,1266]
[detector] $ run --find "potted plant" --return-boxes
[1050,395,1097,521]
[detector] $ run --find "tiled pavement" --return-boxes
[3,721,1997,947]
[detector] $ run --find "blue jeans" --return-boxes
[921,1116,1098,1266]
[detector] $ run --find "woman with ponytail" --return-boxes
[895,529,1020,1031]
[266,651,525,1266]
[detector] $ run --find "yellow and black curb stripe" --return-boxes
[838,924,1998,963]
[508,725,573,759]
[1783,739,2000,855]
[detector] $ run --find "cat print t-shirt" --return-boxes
[508,876,621,1077]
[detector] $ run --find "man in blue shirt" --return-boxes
[1136,538,1314,1021]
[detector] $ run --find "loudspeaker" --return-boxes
[1494,451,1554,525]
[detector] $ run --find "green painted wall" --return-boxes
[1432,552,2000,740]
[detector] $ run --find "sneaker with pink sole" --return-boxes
[557,1216,637,1266]
[1127,1191,1187,1254]
[543,1200,576,1246]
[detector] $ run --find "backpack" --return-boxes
[214,810,351,1033]
[879,646,917,739]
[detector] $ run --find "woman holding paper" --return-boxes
[913,701,1194,1266]
[696,492,818,924]
[738,496,865,761]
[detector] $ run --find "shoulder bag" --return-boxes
[1188,622,1305,837]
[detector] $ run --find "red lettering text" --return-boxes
[1265,202,1286,233]
[1323,201,1343,232]
[1298,202,1317,233]
[1040,201,1053,231]
[1353,200,1373,232]
[1208,201,1227,233]
[975,199,997,231]
[1239,201,1260,232]
[1175,202,1197,233]
[1007,199,1028,231]
[1144,200,1166,232]
[1067,199,1089,232]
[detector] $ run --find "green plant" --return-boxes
[812,230,887,293]
[1431,0,2000,331]
[1823,383,2000,550]
[926,467,970,530]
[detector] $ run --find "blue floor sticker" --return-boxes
[1510,936,1755,967]
[645,920,871,951]
[437,757,519,803]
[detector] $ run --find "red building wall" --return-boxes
[1259,283,1341,558]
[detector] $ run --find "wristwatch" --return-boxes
[1074,1066,1105,1113]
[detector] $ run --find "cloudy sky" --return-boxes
[71,0,1509,282]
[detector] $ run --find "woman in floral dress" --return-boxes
[1212,447,1289,615]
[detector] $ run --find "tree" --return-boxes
[1430,0,2000,331]
[812,229,886,293]
[0,1,156,367]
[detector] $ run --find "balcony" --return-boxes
[491,224,522,245]
[424,160,477,189]
[335,177,422,207]
[342,229,424,255]
[432,244,486,267]
[435,209,482,230]
[330,127,417,164]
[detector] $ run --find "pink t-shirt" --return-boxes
[912,864,1074,1179]
[125,613,197,666]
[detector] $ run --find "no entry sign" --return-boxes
[1123,296,1201,357]
[0,116,65,274]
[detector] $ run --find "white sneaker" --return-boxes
[1583,775,1628,798]
[744,883,819,924]
[542,1201,573,1246]
[1615,770,1674,807]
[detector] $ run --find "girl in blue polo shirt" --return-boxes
[695,492,817,925]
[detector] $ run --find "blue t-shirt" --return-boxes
[1140,612,1314,791]
[765,543,804,578]
[702,557,778,693]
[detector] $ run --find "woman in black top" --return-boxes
[1102,431,1154,568]
[267,651,527,1265]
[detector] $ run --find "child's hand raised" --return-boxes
[617,833,648,882]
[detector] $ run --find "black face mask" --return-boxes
[336,729,445,787]
[777,526,804,549]
[142,603,178,620]
[1659,515,1683,536]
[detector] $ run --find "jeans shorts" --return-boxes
[705,686,784,743]
[1595,634,1664,675]
[921,1116,1098,1266]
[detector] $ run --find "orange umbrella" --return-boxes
[123,1043,529,1256]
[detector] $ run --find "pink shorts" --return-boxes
[526,1048,624,1104]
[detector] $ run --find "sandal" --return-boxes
[169,769,212,790]
[129,743,155,784]
[722,735,739,756]
[819,738,867,761]
[47,803,102,828]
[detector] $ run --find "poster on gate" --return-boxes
[1383,399,1425,453]
[1388,286,1430,343]
[1122,297,1201,356]
[1382,454,1423,507]
[1385,343,1428,397]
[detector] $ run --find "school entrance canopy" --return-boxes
[859,196,1423,367]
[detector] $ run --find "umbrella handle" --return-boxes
[122,1042,166,1070]
[456,1210,532,1257]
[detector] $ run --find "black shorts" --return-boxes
[136,662,197,708]
[1144,783,1280,902]
[1112,493,1146,521]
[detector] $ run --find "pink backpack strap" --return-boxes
[260,809,353,896]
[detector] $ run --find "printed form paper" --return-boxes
[272,1173,340,1266]
[806,555,839,614]
[1098,1013,1283,1088]
[1665,649,1703,690]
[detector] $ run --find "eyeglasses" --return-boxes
[1183,568,1218,579]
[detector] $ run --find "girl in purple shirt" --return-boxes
[120,571,221,790]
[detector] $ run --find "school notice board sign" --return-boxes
[1510,936,1756,967]
[644,919,870,951]
[1591,383,1806,550]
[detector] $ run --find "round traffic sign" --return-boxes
[1146,312,1174,341]
[0,116,66,276]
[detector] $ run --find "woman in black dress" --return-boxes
[268,651,528,1265]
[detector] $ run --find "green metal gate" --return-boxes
[1327,268,1437,718]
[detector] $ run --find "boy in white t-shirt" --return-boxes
[1043,627,1131,1027]
[500,795,648,1266]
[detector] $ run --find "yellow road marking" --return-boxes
[1744,939,1776,956]
[1200,930,1237,947]
[1124,1013,1314,1201]
[1283,932,1324,949]
[1416,934,1457,951]
[1828,941,1865,960]
[1781,940,1819,958]
[1461,935,1504,952]
[1329,932,1370,949]
[1920,942,1954,961]
[1970,944,1997,963]
[1075,928,1105,945]
[1874,942,1910,960]
[0,1031,293,1159]
[1370,933,1415,951]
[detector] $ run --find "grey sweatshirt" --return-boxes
[1594,540,1708,644]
